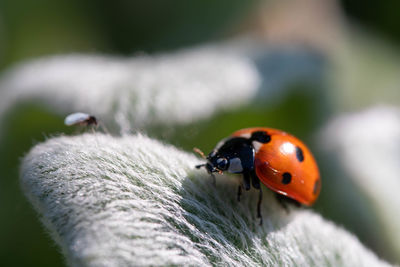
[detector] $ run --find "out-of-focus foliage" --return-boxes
[0,106,72,266]
[0,0,259,70]
[341,0,400,45]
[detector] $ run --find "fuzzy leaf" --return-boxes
[0,46,260,134]
[322,106,400,261]
[21,134,392,267]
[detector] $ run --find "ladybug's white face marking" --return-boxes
[65,112,91,126]
[239,133,251,139]
[228,157,243,173]
[252,141,263,152]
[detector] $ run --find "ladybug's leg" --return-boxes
[257,189,263,226]
[250,170,263,225]
[242,172,251,191]
[250,170,260,189]
[237,185,242,202]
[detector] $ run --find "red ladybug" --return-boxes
[195,127,321,224]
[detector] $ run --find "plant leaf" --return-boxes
[21,134,392,266]
[0,46,260,134]
[321,105,400,262]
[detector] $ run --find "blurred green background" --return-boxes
[1,0,400,266]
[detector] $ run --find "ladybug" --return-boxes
[195,127,321,224]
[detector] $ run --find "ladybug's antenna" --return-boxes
[195,164,206,169]
[193,147,206,159]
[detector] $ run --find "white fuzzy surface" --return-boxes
[21,134,391,267]
[322,106,400,259]
[0,45,259,133]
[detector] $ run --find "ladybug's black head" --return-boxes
[206,152,230,173]
[194,146,229,173]
[195,152,229,174]
[194,137,255,174]
[195,147,245,174]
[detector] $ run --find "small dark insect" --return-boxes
[64,112,98,127]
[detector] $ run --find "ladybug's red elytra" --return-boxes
[195,127,321,224]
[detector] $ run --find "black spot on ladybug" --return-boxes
[313,179,321,195]
[251,131,271,143]
[282,172,292,184]
[296,146,304,162]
